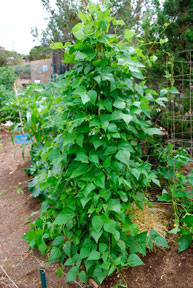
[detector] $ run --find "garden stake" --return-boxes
[40,269,47,288]
[14,83,33,144]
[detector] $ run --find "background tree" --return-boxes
[0,67,16,111]
[28,45,52,61]
[0,49,23,67]
[157,0,193,53]
[32,0,156,44]
[31,0,81,43]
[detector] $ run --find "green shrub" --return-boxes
[0,67,16,90]
[21,3,171,284]
[0,67,16,114]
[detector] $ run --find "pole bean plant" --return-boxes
[10,1,179,284]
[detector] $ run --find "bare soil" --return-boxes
[0,128,192,288]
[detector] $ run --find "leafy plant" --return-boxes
[0,67,16,90]
[14,2,169,284]
[156,144,193,251]
[0,67,16,119]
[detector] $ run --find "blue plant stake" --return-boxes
[40,270,47,288]
[15,134,33,144]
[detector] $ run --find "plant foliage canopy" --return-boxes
[22,1,172,284]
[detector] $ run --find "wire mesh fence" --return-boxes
[142,49,193,203]
[168,49,193,158]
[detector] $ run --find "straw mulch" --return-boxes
[130,202,173,237]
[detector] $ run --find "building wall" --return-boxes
[30,58,53,84]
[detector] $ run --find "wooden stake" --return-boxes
[88,278,99,288]
[14,83,24,134]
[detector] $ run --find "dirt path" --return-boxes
[0,128,79,288]
[0,128,192,288]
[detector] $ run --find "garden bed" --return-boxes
[0,129,192,288]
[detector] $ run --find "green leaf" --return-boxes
[102,73,116,91]
[131,168,140,180]
[17,188,24,195]
[65,266,79,283]
[111,110,122,121]
[64,257,75,266]
[178,235,192,252]
[52,236,64,247]
[103,156,111,167]
[107,123,118,133]
[48,247,61,263]
[63,241,71,257]
[156,97,167,107]
[82,183,96,197]
[75,51,87,60]
[117,240,126,253]
[135,84,143,96]
[50,42,64,50]
[155,236,169,248]
[48,149,60,161]
[104,99,113,112]
[118,142,134,153]
[91,136,104,150]
[70,164,89,178]
[75,151,89,163]
[108,265,116,275]
[94,173,105,188]
[107,199,121,214]
[168,227,179,234]
[99,243,107,253]
[76,134,84,148]
[104,145,117,155]
[72,23,85,40]
[182,214,193,226]
[127,254,144,267]
[91,230,102,243]
[115,150,130,166]
[88,90,97,104]
[145,128,162,135]
[53,208,75,225]
[113,99,126,109]
[38,241,47,255]
[152,177,160,186]
[117,19,125,25]
[89,152,99,164]
[79,270,87,283]
[160,89,168,96]
[87,250,100,260]
[100,20,108,32]
[79,10,87,22]
[81,93,90,104]
[81,197,91,208]
[94,75,101,86]
[151,55,158,62]
[118,190,128,202]
[104,222,120,240]
[169,87,180,94]
[160,38,166,44]
[125,29,135,41]
[93,267,107,284]
[80,247,90,259]
[131,71,144,79]
[62,135,76,147]
[92,215,104,233]
[122,113,133,124]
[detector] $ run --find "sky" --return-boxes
[0,0,49,54]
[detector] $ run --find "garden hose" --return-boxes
[40,269,47,288]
